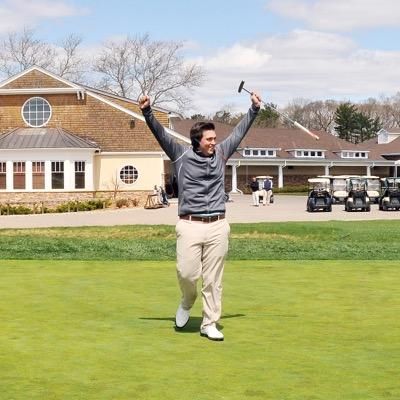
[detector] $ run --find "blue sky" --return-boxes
[1,0,400,115]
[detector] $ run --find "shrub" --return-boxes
[131,198,140,207]
[116,198,130,208]
[274,185,308,193]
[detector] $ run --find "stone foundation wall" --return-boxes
[0,190,151,207]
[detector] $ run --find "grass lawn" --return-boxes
[1,259,400,399]
[1,220,400,260]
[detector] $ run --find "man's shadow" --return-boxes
[139,313,246,333]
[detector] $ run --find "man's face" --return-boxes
[198,130,216,156]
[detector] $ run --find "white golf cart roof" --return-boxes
[308,178,330,184]
[380,177,400,182]
[255,175,273,179]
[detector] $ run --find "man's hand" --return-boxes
[251,92,262,108]
[139,95,150,109]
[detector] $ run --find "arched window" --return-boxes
[21,97,52,127]
[119,165,138,184]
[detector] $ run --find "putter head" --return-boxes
[238,80,245,93]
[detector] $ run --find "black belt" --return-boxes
[180,214,225,223]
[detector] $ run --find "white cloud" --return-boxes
[188,30,400,116]
[266,0,400,32]
[205,44,272,71]
[0,0,87,34]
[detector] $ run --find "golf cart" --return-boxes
[378,177,400,211]
[361,175,380,204]
[255,175,274,204]
[344,177,371,212]
[331,175,354,203]
[318,175,354,203]
[306,178,332,212]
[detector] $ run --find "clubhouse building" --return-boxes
[0,66,399,204]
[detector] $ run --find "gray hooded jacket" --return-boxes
[142,106,259,216]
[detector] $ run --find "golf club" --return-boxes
[238,81,320,140]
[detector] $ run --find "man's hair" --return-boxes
[190,121,215,150]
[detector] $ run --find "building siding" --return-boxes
[2,70,70,89]
[0,93,167,152]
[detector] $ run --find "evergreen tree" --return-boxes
[334,103,358,142]
[254,103,280,128]
[353,113,382,143]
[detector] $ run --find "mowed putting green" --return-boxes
[1,260,400,400]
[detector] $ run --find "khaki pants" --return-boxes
[175,218,230,329]
[252,191,260,205]
[262,189,272,205]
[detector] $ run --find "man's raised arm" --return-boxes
[139,95,185,162]
[219,92,262,159]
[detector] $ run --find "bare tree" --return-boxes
[94,34,205,110]
[94,38,132,97]
[0,27,55,76]
[380,93,400,128]
[54,34,86,82]
[0,27,85,81]
[305,100,338,132]
[282,98,338,133]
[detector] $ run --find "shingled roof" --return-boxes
[0,127,99,149]
[359,135,400,159]
[171,119,363,160]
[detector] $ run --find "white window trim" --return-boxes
[119,165,139,186]
[0,152,94,192]
[340,151,369,159]
[21,96,52,128]
[242,148,278,158]
[294,150,325,158]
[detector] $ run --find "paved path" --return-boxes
[1,194,400,229]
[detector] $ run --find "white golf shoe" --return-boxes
[175,304,190,329]
[200,324,224,341]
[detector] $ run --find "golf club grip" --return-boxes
[293,121,320,140]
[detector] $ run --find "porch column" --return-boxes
[366,165,371,176]
[6,161,13,190]
[230,163,242,194]
[64,159,74,190]
[45,161,52,190]
[325,164,330,175]
[26,161,33,190]
[85,159,94,190]
[278,165,284,188]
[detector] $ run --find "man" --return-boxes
[262,177,273,206]
[250,177,261,206]
[139,92,261,341]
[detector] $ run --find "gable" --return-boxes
[2,69,71,89]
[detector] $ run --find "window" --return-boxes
[120,165,138,184]
[242,148,277,158]
[75,161,86,189]
[341,151,368,159]
[32,161,45,189]
[294,150,325,158]
[51,161,64,189]
[13,162,26,190]
[22,97,52,127]
[0,162,6,189]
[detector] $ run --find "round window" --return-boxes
[21,97,52,127]
[119,165,138,184]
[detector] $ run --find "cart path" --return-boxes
[1,194,400,229]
